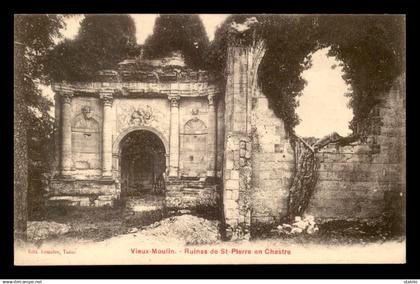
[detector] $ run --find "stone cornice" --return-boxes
[52,83,75,96]
[52,82,221,99]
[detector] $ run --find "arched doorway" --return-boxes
[119,130,166,198]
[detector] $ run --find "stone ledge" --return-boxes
[166,183,220,210]
[46,194,118,207]
[48,179,118,196]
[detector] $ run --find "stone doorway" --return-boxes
[119,130,166,199]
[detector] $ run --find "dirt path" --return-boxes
[17,215,405,265]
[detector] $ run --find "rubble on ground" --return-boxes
[277,215,319,235]
[27,221,71,241]
[136,214,221,245]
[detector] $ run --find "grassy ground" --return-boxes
[28,207,404,244]
[31,205,143,241]
[29,202,404,245]
[252,217,405,245]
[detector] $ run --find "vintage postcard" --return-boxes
[13,14,406,265]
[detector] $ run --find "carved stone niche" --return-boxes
[184,117,207,135]
[181,118,208,177]
[72,105,100,133]
[72,105,101,155]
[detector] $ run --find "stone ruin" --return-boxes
[47,36,405,241]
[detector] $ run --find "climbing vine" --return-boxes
[285,136,319,221]
[207,15,405,135]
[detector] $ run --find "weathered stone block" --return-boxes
[230,170,240,180]
[313,180,340,192]
[97,195,114,201]
[224,190,232,200]
[225,199,238,210]
[94,199,113,207]
[226,159,234,170]
[48,196,91,207]
[49,179,117,196]
[231,190,240,201]
[226,179,240,190]
[260,171,271,180]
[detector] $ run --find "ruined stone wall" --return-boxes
[250,88,295,226]
[223,46,254,240]
[216,98,225,179]
[48,179,117,207]
[223,41,405,239]
[307,76,406,221]
[165,180,219,211]
[223,41,298,239]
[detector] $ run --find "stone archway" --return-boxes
[114,127,168,199]
[113,126,169,180]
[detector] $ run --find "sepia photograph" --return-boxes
[13,14,406,265]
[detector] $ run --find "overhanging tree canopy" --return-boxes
[142,14,209,69]
[46,14,138,82]
[207,15,405,135]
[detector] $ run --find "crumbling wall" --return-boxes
[165,180,219,211]
[223,46,254,240]
[307,75,406,222]
[216,98,225,179]
[223,40,405,239]
[250,88,295,226]
[223,41,296,240]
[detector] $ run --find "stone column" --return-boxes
[100,90,114,178]
[60,91,74,176]
[168,95,180,177]
[53,93,61,176]
[207,93,217,177]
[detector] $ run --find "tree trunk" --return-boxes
[14,40,28,241]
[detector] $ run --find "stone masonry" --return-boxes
[223,39,405,240]
[307,75,406,222]
[48,53,221,210]
[48,38,405,240]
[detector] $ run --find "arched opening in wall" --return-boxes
[295,47,353,143]
[119,130,166,199]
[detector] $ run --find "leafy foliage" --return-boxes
[15,15,64,108]
[15,15,65,169]
[315,15,405,131]
[46,15,138,82]
[257,15,318,132]
[15,15,66,221]
[142,15,209,69]
[207,15,405,134]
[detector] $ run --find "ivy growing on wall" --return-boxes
[207,15,405,135]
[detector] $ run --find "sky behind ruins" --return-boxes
[55,14,352,138]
